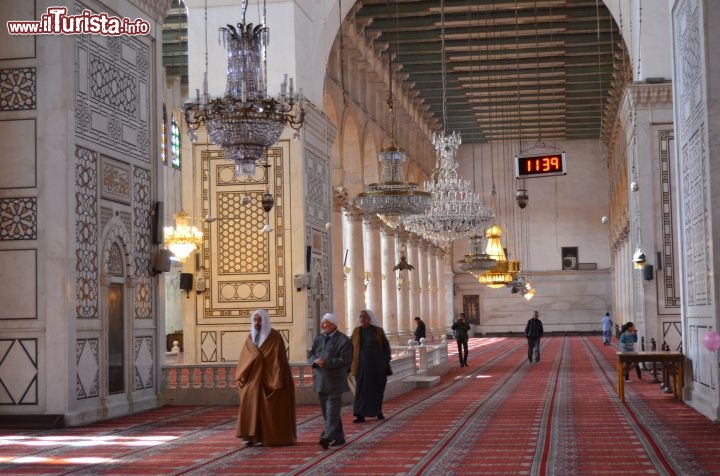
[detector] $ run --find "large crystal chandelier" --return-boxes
[403,131,494,244]
[164,210,203,262]
[184,0,304,179]
[355,144,432,228]
[356,40,431,227]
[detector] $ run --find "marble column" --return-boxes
[332,186,349,333]
[363,216,383,325]
[429,246,440,337]
[381,226,398,341]
[407,235,420,326]
[396,231,411,340]
[418,241,429,331]
[343,207,365,332]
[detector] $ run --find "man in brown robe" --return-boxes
[235,309,296,447]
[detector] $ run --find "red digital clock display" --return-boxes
[515,152,566,178]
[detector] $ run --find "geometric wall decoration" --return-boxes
[76,338,99,399]
[0,197,37,240]
[658,130,680,310]
[0,67,36,110]
[75,25,151,162]
[0,338,38,405]
[0,249,36,319]
[134,336,153,390]
[200,331,217,363]
[75,146,98,319]
[202,145,286,319]
[132,166,152,319]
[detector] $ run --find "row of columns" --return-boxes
[342,206,448,343]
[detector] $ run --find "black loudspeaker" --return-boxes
[152,201,164,245]
[306,245,312,273]
[179,273,193,297]
[643,264,654,281]
[152,249,172,274]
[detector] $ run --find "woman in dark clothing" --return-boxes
[350,309,391,423]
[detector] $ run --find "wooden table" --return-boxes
[616,351,684,402]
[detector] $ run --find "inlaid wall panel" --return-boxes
[76,338,99,400]
[133,336,153,390]
[132,166,152,319]
[0,119,36,189]
[75,12,151,163]
[0,197,36,241]
[201,145,287,321]
[212,329,290,363]
[75,146,99,319]
[0,249,36,319]
[0,68,36,111]
[0,338,38,405]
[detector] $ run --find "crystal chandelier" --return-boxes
[164,209,203,262]
[457,235,496,276]
[184,0,304,179]
[403,131,494,244]
[356,43,431,227]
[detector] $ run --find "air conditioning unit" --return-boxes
[562,256,578,270]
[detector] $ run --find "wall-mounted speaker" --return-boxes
[152,201,164,245]
[643,264,654,281]
[152,249,172,274]
[179,273,193,297]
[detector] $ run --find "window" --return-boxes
[171,115,181,169]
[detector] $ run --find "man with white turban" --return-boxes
[309,312,352,449]
[234,309,296,447]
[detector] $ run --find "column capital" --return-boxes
[363,214,382,230]
[333,186,350,211]
[343,205,365,222]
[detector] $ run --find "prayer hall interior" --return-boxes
[2,0,720,473]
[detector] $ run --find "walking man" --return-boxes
[451,313,471,367]
[525,310,544,363]
[309,313,352,449]
[234,309,296,447]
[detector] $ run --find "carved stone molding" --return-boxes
[618,83,674,133]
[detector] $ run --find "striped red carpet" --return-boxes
[2,336,720,475]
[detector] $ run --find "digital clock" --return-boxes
[514,152,566,178]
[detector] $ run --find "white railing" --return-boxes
[161,342,447,405]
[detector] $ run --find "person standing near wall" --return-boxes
[525,310,544,363]
[451,313,471,367]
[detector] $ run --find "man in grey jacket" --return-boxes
[309,313,353,449]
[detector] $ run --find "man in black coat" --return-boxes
[525,310,544,363]
[413,316,426,343]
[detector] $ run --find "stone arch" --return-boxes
[100,217,133,277]
[361,122,379,185]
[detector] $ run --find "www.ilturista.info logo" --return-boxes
[7,7,150,36]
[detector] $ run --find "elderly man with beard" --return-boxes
[234,309,296,447]
[309,313,352,449]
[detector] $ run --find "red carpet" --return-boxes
[2,337,720,475]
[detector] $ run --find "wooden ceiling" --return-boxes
[351,0,625,143]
